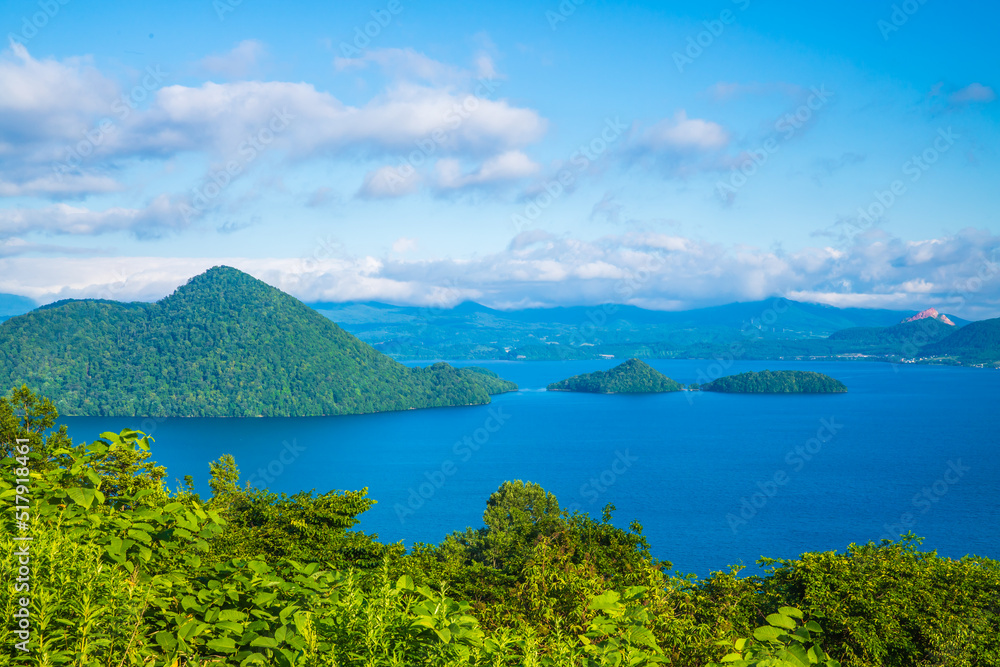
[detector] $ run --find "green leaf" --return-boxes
[66,486,96,509]
[767,613,797,630]
[782,642,811,667]
[247,560,270,575]
[588,591,622,611]
[106,537,125,560]
[779,606,804,619]
[206,636,237,653]
[753,625,786,643]
[127,529,151,544]
[218,609,247,622]
[153,631,177,652]
[249,636,278,648]
[396,574,414,591]
[411,617,437,630]
[624,625,657,648]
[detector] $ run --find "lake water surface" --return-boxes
[59,360,1000,577]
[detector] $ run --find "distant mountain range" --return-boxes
[0,293,36,323]
[0,267,516,417]
[307,298,997,367]
[2,280,997,394]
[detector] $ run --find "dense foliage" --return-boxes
[547,359,682,393]
[826,318,955,348]
[0,267,516,417]
[924,316,1000,365]
[3,386,998,666]
[701,370,847,394]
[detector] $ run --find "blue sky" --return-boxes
[1,0,999,316]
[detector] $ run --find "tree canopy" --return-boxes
[701,370,847,393]
[547,358,682,393]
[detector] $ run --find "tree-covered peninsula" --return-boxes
[700,370,847,394]
[0,266,517,417]
[547,358,682,393]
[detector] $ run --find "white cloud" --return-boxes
[0,173,124,197]
[434,150,540,190]
[201,40,267,79]
[0,196,192,239]
[357,164,422,199]
[622,110,734,178]
[335,47,464,85]
[6,228,996,318]
[638,110,729,151]
[117,79,545,162]
[0,44,547,206]
[0,42,122,196]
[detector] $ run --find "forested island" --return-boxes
[0,267,517,417]
[698,370,847,393]
[1,386,996,665]
[547,358,682,393]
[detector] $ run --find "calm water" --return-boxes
[59,360,1000,577]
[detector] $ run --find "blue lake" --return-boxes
[59,360,1000,577]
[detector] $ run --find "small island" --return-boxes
[699,370,847,394]
[547,358,682,393]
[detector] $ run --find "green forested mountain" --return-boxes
[701,370,847,394]
[827,317,955,348]
[547,358,682,393]
[923,316,1000,365]
[0,266,516,417]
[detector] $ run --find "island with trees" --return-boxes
[699,370,847,394]
[547,358,682,393]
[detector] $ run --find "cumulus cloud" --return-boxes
[106,77,546,165]
[623,110,734,177]
[6,228,998,318]
[0,43,547,207]
[0,42,123,197]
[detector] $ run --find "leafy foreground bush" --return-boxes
[1,386,998,665]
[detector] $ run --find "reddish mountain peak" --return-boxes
[902,308,955,326]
